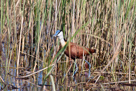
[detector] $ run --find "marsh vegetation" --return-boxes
[0,0,136,90]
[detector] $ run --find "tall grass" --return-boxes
[0,0,136,90]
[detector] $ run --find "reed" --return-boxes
[0,0,135,90]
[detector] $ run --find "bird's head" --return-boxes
[53,30,63,38]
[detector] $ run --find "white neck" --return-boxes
[59,37,66,47]
[58,32,66,46]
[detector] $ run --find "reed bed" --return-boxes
[0,0,136,90]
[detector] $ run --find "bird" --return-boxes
[53,30,96,79]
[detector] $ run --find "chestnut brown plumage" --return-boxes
[64,42,96,60]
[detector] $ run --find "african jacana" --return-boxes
[53,30,96,78]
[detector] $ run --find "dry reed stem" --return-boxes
[80,33,112,46]
[95,35,123,83]
[16,14,24,87]
[16,64,55,79]
[103,79,136,85]
[0,76,5,83]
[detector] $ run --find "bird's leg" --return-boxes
[72,60,78,80]
[85,60,91,78]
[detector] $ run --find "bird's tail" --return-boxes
[89,49,96,53]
